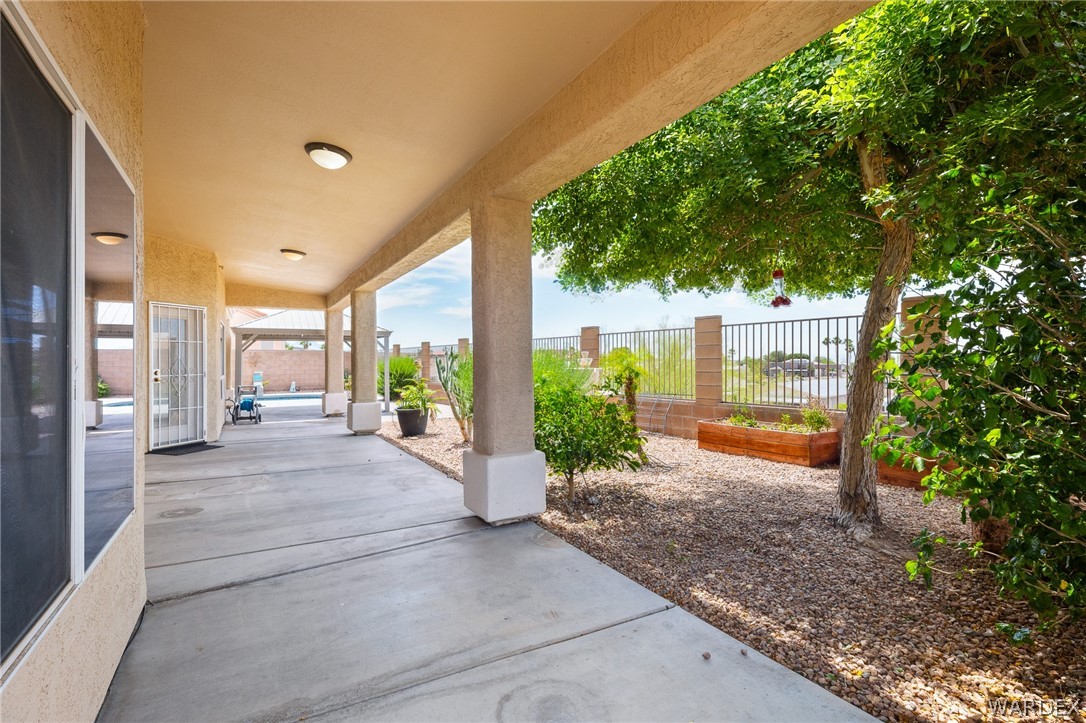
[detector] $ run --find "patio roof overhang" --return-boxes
[143,1,871,306]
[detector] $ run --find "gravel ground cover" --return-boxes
[378,418,1085,722]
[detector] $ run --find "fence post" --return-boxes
[580,326,600,367]
[458,337,470,356]
[420,342,431,378]
[695,316,723,406]
[392,343,400,357]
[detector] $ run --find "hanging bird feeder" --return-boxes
[770,268,792,308]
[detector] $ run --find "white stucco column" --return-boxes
[322,308,347,416]
[464,196,546,524]
[347,289,381,434]
[85,298,102,427]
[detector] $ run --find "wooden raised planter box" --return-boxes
[877,457,956,489]
[697,420,840,467]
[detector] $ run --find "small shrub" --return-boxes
[800,397,832,432]
[726,406,759,428]
[534,382,643,510]
[379,356,420,400]
[97,376,111,398]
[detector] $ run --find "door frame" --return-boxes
[148,301,208,450]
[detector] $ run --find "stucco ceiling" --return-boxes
[143,1,653,296]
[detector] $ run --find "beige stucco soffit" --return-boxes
[325,1,869,308]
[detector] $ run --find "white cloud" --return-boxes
[409,239,472,282]
[377,283,441,312]
[438,297,472,319]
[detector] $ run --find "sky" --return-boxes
[376,238,870,346]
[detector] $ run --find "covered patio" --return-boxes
[101,407,870,721]
[232,308,393,415]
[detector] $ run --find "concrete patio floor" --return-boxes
[99,403,873,722]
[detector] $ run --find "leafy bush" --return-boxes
[97,376,110,399]
[436,351,472,443]
[379,356,419,400]
[534,381,643,510]
[726,406,759,428]
[532,349,591,390]
[800,397,832,433]
[873,223,1085,632]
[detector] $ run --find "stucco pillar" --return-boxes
[458,337,470,357]
[392,343,400,357]
[347,289,381,434]
[464,196,546,524]
[85,298,102,427]
[580,325,599,367]
[695,315,723,409]
[420,341,431,380]
[322,308,347,416]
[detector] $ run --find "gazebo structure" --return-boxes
[232,309,392,415]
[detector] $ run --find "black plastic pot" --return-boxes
[396,408,429,437]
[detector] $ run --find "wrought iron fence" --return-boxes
[398,345,421,358]
[599,327,695,399]
[532,335,580,355]
[721,315,863,408]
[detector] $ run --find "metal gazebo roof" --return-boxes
[232,309,390,348]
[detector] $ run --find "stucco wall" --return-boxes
[0,2,147,721]
[144,234,229,443]
[98,348,134,396]
[242,350,352,392]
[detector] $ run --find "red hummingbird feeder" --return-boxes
[770,268,791,308]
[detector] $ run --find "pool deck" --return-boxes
[98,403,873,722]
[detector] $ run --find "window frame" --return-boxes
[0,0,137,677]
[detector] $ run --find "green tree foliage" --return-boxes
[874,0,1085,629]
[874,224,1085,628]
[534,381,644,510]
[436,352,473,443]
[533,0,1086,531]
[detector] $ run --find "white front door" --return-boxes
[150,303,206,449]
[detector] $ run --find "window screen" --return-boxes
[1,16,73,660]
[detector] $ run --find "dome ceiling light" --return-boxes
[92,232,127,246]
[280,248,307,261]
[304,141,352,170]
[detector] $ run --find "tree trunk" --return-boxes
[836,136,918,532]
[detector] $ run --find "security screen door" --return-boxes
[150,303,206,449]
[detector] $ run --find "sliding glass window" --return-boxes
[1,16,74,661]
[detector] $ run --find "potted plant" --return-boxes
[697,399,841,467]
[395,378,438,437]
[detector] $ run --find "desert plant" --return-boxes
[343,370,351,392]
[379,355,419,400]
[396,378,438,421]
[534,381,643,511]
[436,351,473,443]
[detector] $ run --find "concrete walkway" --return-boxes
[99,404,872,722]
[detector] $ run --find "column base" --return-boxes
[347,402,382,435]
[85,400,103,429]
[463,449,546,525]
[322,392,348,417]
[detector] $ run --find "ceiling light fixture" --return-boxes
[280,248,307,261]
[305,141,352,170]
[92,232,127,246]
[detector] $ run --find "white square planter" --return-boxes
[85,400,103,429]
